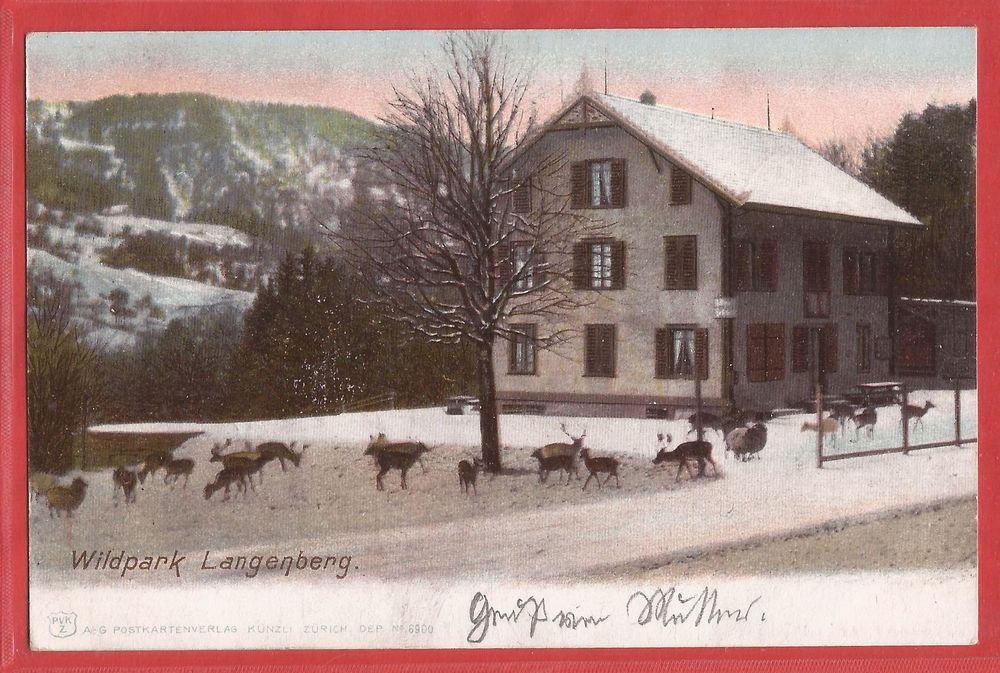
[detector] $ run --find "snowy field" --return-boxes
[31,389,977,586]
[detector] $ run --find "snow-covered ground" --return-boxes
[31,389,977,586]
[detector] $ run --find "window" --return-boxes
[664,235,697,290]
[803,241,831,317]
[584,324,616,377]
[670,166,692,205]
[791,324,839,374]
[733,239,778,292]
[512,242,534,290]
[512,180,531,214]
[856,323,872,373]
[655,326,708,380]
[746,323,785,382]
[843,248,884,296]
[571,159,626,209]
[508,324,537,375]
[573,240,625,290]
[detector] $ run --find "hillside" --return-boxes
[26,93,379,237]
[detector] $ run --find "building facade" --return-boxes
[495,93,920,417]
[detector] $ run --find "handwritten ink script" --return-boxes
[467,587,764,643]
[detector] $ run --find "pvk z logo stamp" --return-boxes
[47,611,77,638]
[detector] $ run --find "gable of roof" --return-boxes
[522,92,921,227]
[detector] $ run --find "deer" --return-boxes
[801,417,839,444]
[529,450,576,484]
[29,471,59,501]
[829,401,858,437]
[851,406,878,441]
[162,458,195,488]
[374,443,430,491]
[211,443,265,483]
[579,447,620,490]
[203,466,251,501]
[901,400,935,432]
[112,466,139,504]
[534,424,587,479]
[652,441,717,481]
[257,441,306,471]
[686,411,728,438]
[45,477,88,518]
[365,434,429,474]
[458,457,482,495]
[137,450,171,484]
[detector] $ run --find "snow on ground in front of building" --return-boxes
[32,389,976,586]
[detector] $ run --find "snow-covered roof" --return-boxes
[549,93,922,227]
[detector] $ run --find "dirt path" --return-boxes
[628,497,977,578]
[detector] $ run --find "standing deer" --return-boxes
[374,442,430,491]
[112,466,139,504]
[458,457,482,495]
[257,441,305,471]
[851,406,878,441]
[579,448,620,490]
[137,450,171,484]
[901,400,935,432]
[163,458,195,488]
[534,424,586,480]
[365,435,429,473]
[652,441,717,481]
[46,478,88,518]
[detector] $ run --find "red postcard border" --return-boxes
[0,1,996,670]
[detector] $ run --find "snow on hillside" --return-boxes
[95,214,254,248]
[29,389,976,586]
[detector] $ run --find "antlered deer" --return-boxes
[579,448,620,490]
[652,441,717,481]
[533,424,586,480]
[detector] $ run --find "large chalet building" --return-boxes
[495,92,924,417]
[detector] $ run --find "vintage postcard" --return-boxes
[19,26,978,651]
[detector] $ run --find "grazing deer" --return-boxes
[46,478,88,518]
[162,458,195,488]
[374,443,430,491]
[851,406,878,441]
[257,441,305,471]
[801,418,839,444]
[652,441,717,481]
[203,466,250,501]
[901,400,935,431]
[138,450,171,484]
[112,466,139,504]
[458,457,482,495]
[579,448,620,490]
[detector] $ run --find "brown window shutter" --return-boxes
[585,324,615,377]
[791,325,809,373]
[663,237,679,289]
[606,325,617,377]
[746,324,765,382]
[571,162,588,209]
[695,328,709,380]
[733,240,752,292]
[843,247,859,295]
[670,166,691,204]
[766,323,785,381]
[822,325,838,373]
[877,257,889,295]
[610,159,626,207]
[654,328,668,378]
[513,180,531,214]
[681,236,698,289]
[759,239,778,291]
[507,332,517,373]
[611,240,626,289]
[817,243,831,291]
[496,242,512,287]
[803,243,819,292]
[572,242,589,289]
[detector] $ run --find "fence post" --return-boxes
[815,383,823,468]
[954,380,961,447]
[902,384,910,455]
[695,377,704,443]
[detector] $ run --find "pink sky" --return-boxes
[26,29,976,144]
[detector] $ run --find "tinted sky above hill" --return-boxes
[27,28,976,144]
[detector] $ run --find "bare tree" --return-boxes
[815,137,861,177]
[331,34,605,471]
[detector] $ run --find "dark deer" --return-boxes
[46,478,88,518]
[163,458,195,488]
[458,457,482,495]
[529,450,576,484]
[137,450,170,484]
[534,424,586,479]
[112,466,139,504]
[829,401,857,437]
[579,447,620,489]
[257,441,305,471]
[652,441,718,481]
[686,412,727,438]
[374,442,430,491]
[365,435,429,474]
[901,400,935,431]
[203,466,250,501]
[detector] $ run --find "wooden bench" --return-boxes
[855,382,903,407]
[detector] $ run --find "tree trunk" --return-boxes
[476,341,502,473]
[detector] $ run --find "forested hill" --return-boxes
[26,93,379,238]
